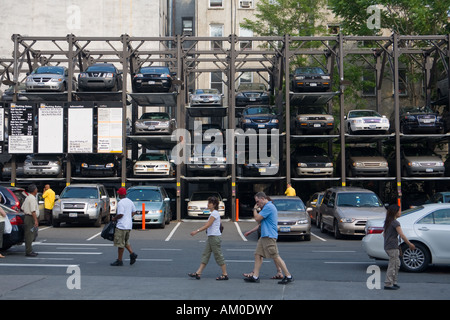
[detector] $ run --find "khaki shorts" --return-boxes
[114,228,131,248]
[255,237,279,259]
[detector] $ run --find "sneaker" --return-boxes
[244,276,260,283]
[110,259,123,266]
[130,253,138,265]
[384,285,399,290]
[278,276,294,284]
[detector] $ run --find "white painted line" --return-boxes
[140,248,182,251]
[165,221,181,241]
[37,252,102,255]
[0,263,79,268]
[226,260,270,263]
[124,259,173,262]
[226,249,255,252]
[38,226,52,231]
[312,250,356,253]
[324,262,372,264]
[26,257,74,261]
[87,232,101,241]
[311,232,327,242]
[34,242,113,247]
[234,222,248,241]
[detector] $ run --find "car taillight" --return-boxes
[9,216,24,225]
[11,203,20,212]
[367,226,384,234]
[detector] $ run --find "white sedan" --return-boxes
[362,203,450,272]
[345,109,390,134]
[186,191,225,217]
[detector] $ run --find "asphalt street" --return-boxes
[1,219,449,304]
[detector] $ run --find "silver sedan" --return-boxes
[190,88,224,106]
[362,203,450,272]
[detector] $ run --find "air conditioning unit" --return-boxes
[240,0,252,8]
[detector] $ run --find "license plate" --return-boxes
[147,168,154,172]
[148,81,155,84]
[69,213,77,218]
[249,98,256,101]
[426,168,433,172]
[258,124,265,128]
[147,125,155,130]
[314,169,320,173]
[280,226,291,232]
[314,123,321,127]
[204,165,211,169]
[259,168,266,173]
[310,83,317,86]
[202,210,210,215]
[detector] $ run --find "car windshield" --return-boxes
[33,66,64,75]
[127,189,162,202]
[191,193,220,201]
[348,148,381,157]
[138,153,168,161]
[75,154,115,162]
[348,110,381,118]
[86,65,116,72]
[244,107,274,115]
[296,147,328,157]
[336,192,383,207]
[238,83,267,91]
[403,148,436,157]
[402,106,434,114]
[192,144,224,156]
[140,67,170,74]
[272,199,305,212]
[194,89,219,95]
[60,187,99,199]
[140,113,170,120]
[30,154,60,161]
[294,67,325,75]
[298,106,328,115]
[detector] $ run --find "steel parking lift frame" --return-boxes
[0,33,449,220]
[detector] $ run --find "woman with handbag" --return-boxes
[383,204,415,290]
[188,196,228,280]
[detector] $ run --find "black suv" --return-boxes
[78,63,123,91]
[132,66,175,93]
[291,67,331,92]
[399,106,444,134]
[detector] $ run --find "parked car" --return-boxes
[401,191,430,211]
[132,66,175,93]
[292,105,334,135]
[133,152,173,177]
[291,146,333,177]
[26,66,75,92]
[1,203,26,250]
[106,187,118,215]
[78,63,123,92]
[340,147,389,177]
[235,83,269,107]
[319,187,387,239]
[362,203,450,272]
[393,146,445,177]
[126,185,171,228]
[345,109,390,134]
[0,154,27,180]
[399,106,444,134]
[238,106,279,131]
[73,153,120,177]
[1,83,28,101]
[187,143,228,176]
[290,67,331,92]
[237,149,279,177]
[306,191,324,227]
[23,154,64,177]
[186,191,226,217]
[0,186,27,212]
[190,88,224,106]
[271,195,310,240]
[52,184,110,227]
[134,112,176,135]
[427,191,450,204]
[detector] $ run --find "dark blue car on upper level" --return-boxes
[238,106,279,132]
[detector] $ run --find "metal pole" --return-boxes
[393,33,402,206]
[338,32,346,187]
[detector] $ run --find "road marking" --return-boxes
[36,252,102,255]
[124,258,173,262]
[38,226,52,231]
[324,262,372,264]
[225,260,270,263]
[312,250,356,253]
[34,242,113,247]
[0,263,79,268]
[87,232,101,241]
[234,222,248,241]
[311,232,327,242]
[140,248,182,251]
[165,222,181,241]
[226,249,255,252]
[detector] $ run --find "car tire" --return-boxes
[333,219,342,239]
[319,216,327,233]
[400,242,430,273]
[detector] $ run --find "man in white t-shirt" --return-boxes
[111,187,137,266]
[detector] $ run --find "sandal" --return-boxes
[243,272,254,278]
[216,274,229,281]
[188,272,201,280]
[271,273,284,279]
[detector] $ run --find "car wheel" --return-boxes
[319,216,327,233]
[94,213,102,227]
[333,219,342,239]
[303,234,311,241]
[315,214,320,228]
[400,242,430,272]
[52,219,60,228]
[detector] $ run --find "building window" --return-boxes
[239,0,253,9]
[182,18,193,36]
[209,0,223,8]
[210,24,224,50]
[211,72,223,94]
[239,27,253,50]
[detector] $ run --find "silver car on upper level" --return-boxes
[190,88,224,106]
[26,66,75,92]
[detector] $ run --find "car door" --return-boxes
[414,208,450,262]
[321,191,336,228]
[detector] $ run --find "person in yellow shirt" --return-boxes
[42,184,55,226]
[285,183,296,196]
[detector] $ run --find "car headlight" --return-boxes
[270,119,279,123]
[321,75,330,79]
[79,73,87,78]
[27,76,33,82]
[408,161,420,167]
[244,119,251,123]
[295,76,305,80]
[325,162,333,167]
[187,205,198,210]
[159,122,169,127]
[351,119,363,124]
[340,218,355,223]
[297,162,307,167]
[296,219,309,224]
[352,162,363,167]
[81,163,88,168]
[51,78,63,82]
[135,74,143,78]
[105,73,114,78]
[135,122,146,128]
[88,202,98,209]
[105,163,115,168]
[297,116,308,121]
[437,161,444,166]
[381,162,388,167]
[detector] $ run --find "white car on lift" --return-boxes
[186,191,226,217]
[133,152,173,177]
[345,109,390,134]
